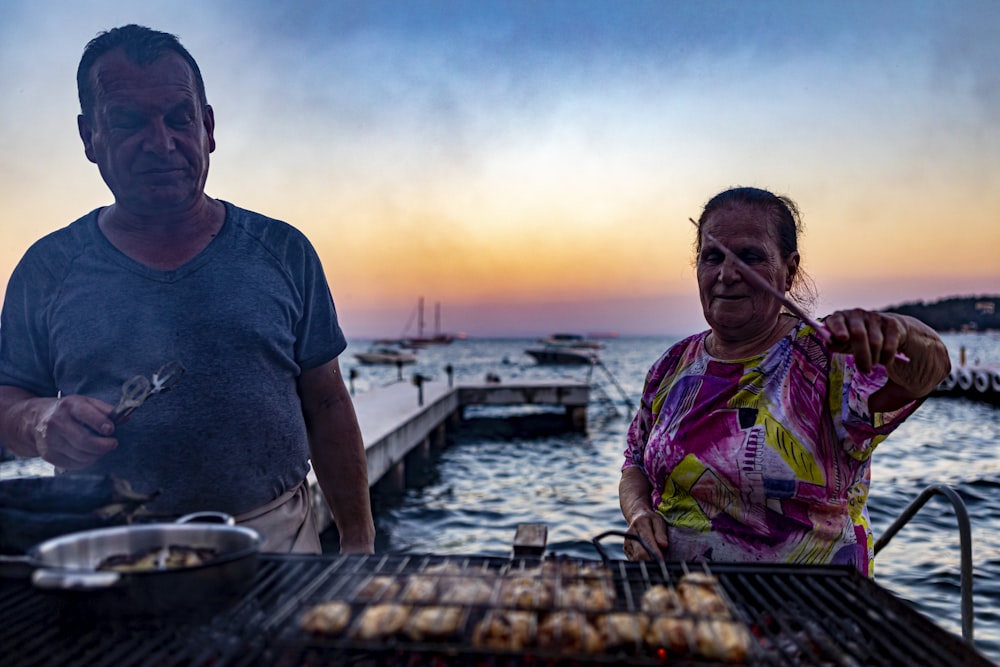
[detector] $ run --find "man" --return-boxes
[0,25,375,554]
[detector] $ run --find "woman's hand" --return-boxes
[823,309,951,411]
[624,507,669,560]
[619,467,669,560]
[823,308,907,373]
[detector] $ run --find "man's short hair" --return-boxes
[77,24,208,118]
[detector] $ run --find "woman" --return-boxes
[619,187,950,576]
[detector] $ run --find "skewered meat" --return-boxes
[596,612,649,648]
[536,611,605,654]
[556,581,614,612]
[640,584,682,614]
[692,619,753,664]
[472,610,536,650]
[421,561,465,578]
[400,575,440,603]
[439,577,497,606]
[677,572,731,617]
[351,603,411,640]
[404,605,466,641]
[353,575,401,602]
[498,575,554,609]
[645,615,696,654]
[299,600,352,635]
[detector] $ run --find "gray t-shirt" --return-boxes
[0,201,347,515]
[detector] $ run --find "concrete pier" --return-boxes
[309,379,590,533]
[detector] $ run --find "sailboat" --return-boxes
[376,298,459,348]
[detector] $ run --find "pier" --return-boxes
[308,379,590,533]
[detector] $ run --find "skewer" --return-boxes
[689,218,909,363]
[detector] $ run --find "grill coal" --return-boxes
[1,554,993,666]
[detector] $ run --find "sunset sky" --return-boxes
[1,1,997,338]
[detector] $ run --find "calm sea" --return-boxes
[351,332,1000,663]
[3,332,998,661]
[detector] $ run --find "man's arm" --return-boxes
[298,357,375,554]
[0,386,117,468]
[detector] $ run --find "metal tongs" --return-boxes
[108,361,186,424]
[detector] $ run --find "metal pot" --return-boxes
[2,512,261,616]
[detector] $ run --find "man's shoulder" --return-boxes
[20,210,99,266]
[222,201,313,248]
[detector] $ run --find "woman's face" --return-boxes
[697,204,799,343]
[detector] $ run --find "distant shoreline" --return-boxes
[884,295,999,333]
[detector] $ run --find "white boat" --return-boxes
[525,345,598,366]
[537,333,604,349]
[353,346,418,365]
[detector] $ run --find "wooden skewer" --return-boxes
[690,218,909,363]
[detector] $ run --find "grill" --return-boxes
[1,553,993,667]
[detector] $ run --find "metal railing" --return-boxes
[874,483,974,642]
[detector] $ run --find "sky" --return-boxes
[1,1,998,339]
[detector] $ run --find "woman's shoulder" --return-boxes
[648,330,710,373]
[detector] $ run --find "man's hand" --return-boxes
[32,394,118,469]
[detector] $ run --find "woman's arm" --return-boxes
[823,310,951,413]
[619,466,669,560]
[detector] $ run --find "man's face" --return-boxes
[78,49,215,217]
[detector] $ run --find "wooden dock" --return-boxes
[308,379,590,534]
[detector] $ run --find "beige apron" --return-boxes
[234,479,321,554]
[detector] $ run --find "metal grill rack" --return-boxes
[1,553,994,667]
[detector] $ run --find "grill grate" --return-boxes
[0,554,993,666]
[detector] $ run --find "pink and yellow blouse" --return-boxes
[623,321,920,577]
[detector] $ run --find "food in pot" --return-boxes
[97,545,218,572]
[300,600,352,635]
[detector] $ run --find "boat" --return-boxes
[536,333,604,349]
[353,346,418,365]
[382,298,461,348]
[525,345,598,366]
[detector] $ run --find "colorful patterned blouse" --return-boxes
[622,321,920,577]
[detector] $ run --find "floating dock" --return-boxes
[932,363,1000,405]
[308,379,590,533]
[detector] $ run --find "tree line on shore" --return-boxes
[884,295,999,332]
